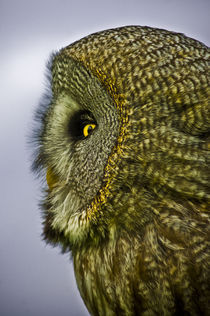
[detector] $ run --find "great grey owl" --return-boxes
[32,26,210,315]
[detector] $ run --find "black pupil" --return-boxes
[87,125,93,134]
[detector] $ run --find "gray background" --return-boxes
[0,0,209,315]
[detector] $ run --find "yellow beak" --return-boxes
[46,168,58,190]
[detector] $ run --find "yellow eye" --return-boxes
[83,124,96,137]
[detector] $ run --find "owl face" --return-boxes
[34,57,120,245]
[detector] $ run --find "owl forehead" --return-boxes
[57,27,149,100]
[52,26,208,109]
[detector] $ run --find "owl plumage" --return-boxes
[32,26,210,315]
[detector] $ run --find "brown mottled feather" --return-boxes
[34,26,209,315]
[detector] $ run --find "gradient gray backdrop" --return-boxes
[0,0,209,315]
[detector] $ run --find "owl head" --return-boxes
[32,26,209,251]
